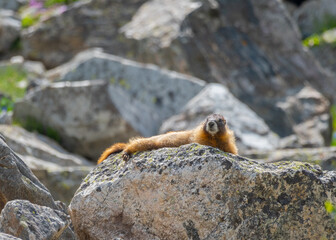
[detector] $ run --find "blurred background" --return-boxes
[0,0,336,203]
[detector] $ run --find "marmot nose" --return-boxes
[208,121,215,128]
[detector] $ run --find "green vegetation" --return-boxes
[118,79,131,90]
[21,13,41,29]
[302,29,336,48]
[303,16,336,48]
[10,38,23,52]
[21,0,81,29]
[325,201,336,221]
[302,34,322,47]
[0,98,14,112]
[0,66,26,99]
[15,117,61,143]
[44,0,79,8]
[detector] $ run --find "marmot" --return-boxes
[97,114,238,164]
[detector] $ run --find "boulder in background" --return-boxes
[0,0,27,12]
[0,125,93,204]
[293,0,336,38]
[0,200,74,240]
[0,10,21,54]
[13,79,138,160]
[22,0,335,148]
[160,84,279,152]
[245,146,336,171]
[0,134,57,212]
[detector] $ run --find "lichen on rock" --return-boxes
[69,144,336,239]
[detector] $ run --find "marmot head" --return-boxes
[204,114,227,136]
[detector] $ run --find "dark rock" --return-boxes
[0,134,57,212]
[0,200,72,240]
[0,124,94,204]
[0,10,20,54]
[310,38,336,74]
[293,0,336,38]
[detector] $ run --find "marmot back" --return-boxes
[97,114,237,164]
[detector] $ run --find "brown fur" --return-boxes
[97,143,126,164]
[97,114,238,164]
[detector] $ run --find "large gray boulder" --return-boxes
[160,84,279,152]
[0,134,57,212]
[15,54,204,159]
[22,0,334,148]
[13,79,137,160]
[0,10,21,53]
[48,49,205,136]
[293,0,336,37]
[69,144,336,239]
[0,200,72,240]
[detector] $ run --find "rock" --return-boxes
[120,0,201,48]
[0,0,27,11]
[0,125,93,204]
[0,57,47,90]
[22,0,148,68]
[122,0,334,98]
[0,10,21,54]
[0,125,91,168]
[69,144,336,239]
[310,39,336,74]
[23,0,335,148]
[293,0,336,38]
[0,112,12,125]
[12,70,202,159]
[33,167,93,205]
[148,0,331,147]
[48,49,205,137]
[13,79,135,160]
[0,58,47,101]
[276,85,331,148]
[245,146,336,171]
[0,134,57,212]
[0,233,21,240]
[9,56,46,78]
[160,84,279,152]
[282,0,298,15]
[0,200,71,240]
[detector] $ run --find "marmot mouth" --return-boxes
[206,121,219,135]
